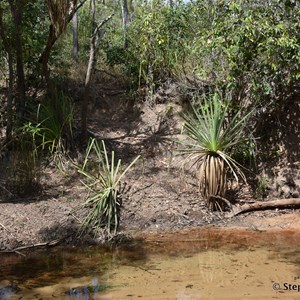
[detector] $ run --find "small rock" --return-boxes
[292,190,300,198]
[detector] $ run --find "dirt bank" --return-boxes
[1,157,300,252]
[1,86,299,251]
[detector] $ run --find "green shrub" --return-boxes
[124,0,191,88]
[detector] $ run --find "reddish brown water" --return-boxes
[1,227,300,299]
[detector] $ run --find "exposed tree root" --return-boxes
[228,198,300,218]
[208,195,232,211]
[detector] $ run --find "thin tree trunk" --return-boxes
[121,0,130,48]
[72,11,79,62]
[5,55,14,140]
[81,14,114,144]
[81,0,96,145]
[91,0,96,29]
[0,7,14,140]
[81,39,95,145]
[9,0,26,120]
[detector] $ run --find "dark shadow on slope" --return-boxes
[253,91,300,197]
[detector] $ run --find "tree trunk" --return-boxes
[121,0,130,48]
[229,198,300,217]
[81,38,95,145]
[81,0,96,145]
[40,0,88,86]
[72,11,79,62]
[39,24,57,85]
[0,6,14,140]
[81,14,114,144]
[91,0,96,29]
[5,54,14,140]
[9,0,26,120]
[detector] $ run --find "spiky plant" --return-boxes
[178,92,254,210]
[76,138,140,236]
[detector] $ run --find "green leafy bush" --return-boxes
[124,0,191,87]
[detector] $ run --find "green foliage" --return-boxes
[22,1,49,74]
[4,91,74,196]
[177,92,254,209]
[76,139,140,236]
[38,93,73,154]
[116,0,299,107]
[52,0,115,74]
[0,1,49,78]
[123,0,191,87]
[21,91,74,168]
[189,0,300,101]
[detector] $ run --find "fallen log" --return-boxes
[228,198,300,217]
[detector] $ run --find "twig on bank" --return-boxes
[0,222,10,233]
[69,212,82,224]
[0,236,70,256]
[14,250,26,257]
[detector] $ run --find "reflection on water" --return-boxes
[1,227,300,299]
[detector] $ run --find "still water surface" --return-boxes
[1,227,300,299]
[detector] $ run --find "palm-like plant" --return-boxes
[76,138,140,236]
[178,92,254,210]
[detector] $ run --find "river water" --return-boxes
[1,227,300,299]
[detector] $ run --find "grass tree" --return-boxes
[178,92,254,210]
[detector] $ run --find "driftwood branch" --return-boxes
[228,198,300,217]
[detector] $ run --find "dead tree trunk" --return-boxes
[229,198,300,217]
